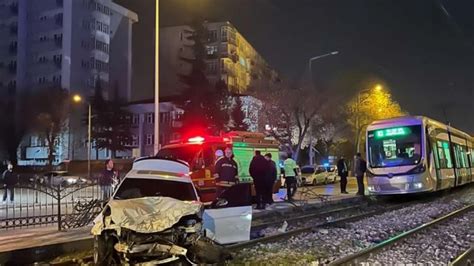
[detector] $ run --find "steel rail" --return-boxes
[227,205,405,252]
[449,247,473,266]
[328,204,474,266]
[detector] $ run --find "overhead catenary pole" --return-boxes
[308,51,339,165]
[154,0,160,155]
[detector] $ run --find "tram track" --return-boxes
[46,188,469,265]
[328,204,474,265]
[228,203,407,252]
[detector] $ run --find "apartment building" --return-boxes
[160,21,280,97]
[0,0,138,165]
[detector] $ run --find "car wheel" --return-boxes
[94,234,120,266]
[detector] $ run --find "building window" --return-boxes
[53,54,62,63]
[146,113,154,124]
[38,56,47,63]
[52,75,61,84]
[132,114,139,125]
[38,76,47,84]
[95,40,109,53]
[159,112,171,124]
[39,15,48,21]
[39,35,48,42]
[221,26,228,41]
[207,61,217,74]
[95,59,108,71]
[208,30,218,42]
[146,134,154,146]
[206,45,218,56]
[95,20,109,34]
[131,135,138,146]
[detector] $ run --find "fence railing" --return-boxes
[0,182,105,231]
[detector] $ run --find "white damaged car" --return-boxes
[92,158,252,265]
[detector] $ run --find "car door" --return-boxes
[202,183,252,244]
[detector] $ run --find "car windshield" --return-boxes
[114,178,197,201]
[368,125,422,168]
[301,166,314,174]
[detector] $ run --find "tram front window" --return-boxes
[368,125,422,168]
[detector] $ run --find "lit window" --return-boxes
[206,45,218,55]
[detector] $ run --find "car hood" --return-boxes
[92,197,202,235]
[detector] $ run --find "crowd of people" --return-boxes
[213,146,368,210]
[0,149,368,207]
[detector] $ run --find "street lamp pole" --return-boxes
[87,103,91,179]
[73,94,92,178]
[307,51,339,165]
[154,0,160,155]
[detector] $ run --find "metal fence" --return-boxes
[0,182,105,231]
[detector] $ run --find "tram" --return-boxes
[366,116,473,195]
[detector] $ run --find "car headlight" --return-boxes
[368,185,375,191]
[413,182,423,189]
[67,178,76,184]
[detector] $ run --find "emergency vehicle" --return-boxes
[157,131,280,203]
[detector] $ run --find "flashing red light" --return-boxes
[223,137,230,142]
[188,136,205,143]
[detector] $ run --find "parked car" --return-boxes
[92,158,252,265]
[31,171,87,187]
[300,165,338,185]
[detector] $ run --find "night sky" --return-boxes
[116,0,473,133]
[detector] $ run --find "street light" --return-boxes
[307,50,339,166]
[72,94,91,179]
[308,51,339,75]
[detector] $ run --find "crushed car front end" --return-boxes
[92,196,231,265]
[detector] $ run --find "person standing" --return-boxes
[264,153,277,205]
[337,156,349,194]
[100,159,116,201]
[214,147,239,196]
[249,150,269,209]
[2,163,16,204]
[283,153,298,201]
[354,153,367,196]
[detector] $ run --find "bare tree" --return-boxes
[254,85,333,162]
[30,87,69,168]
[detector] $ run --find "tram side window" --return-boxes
[453,144,469,168]
[471,148,474,167]
[436,141,453,169]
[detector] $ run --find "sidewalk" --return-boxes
[0,226,92,253]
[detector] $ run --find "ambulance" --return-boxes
[156,131,281,203]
